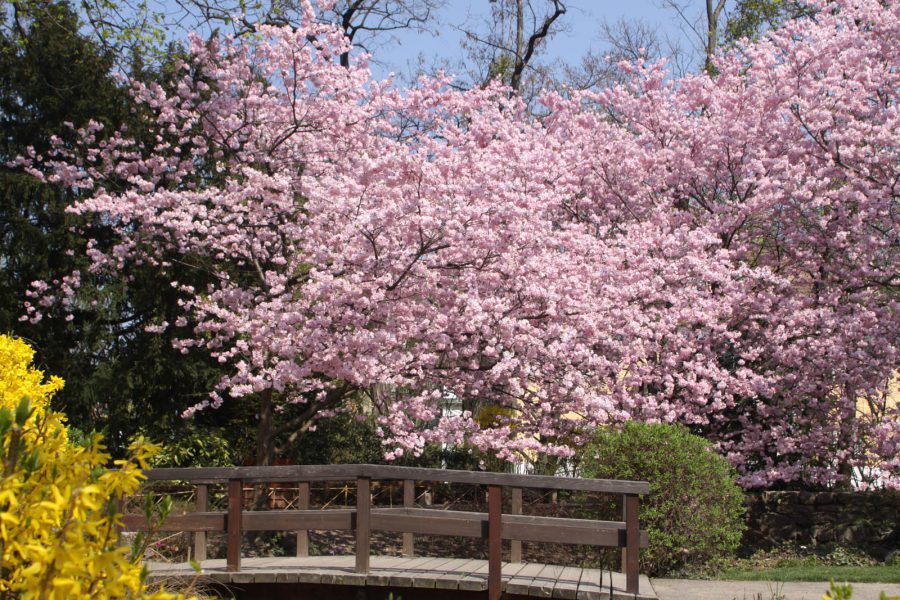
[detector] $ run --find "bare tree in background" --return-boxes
[457,0,567,94]
[76,0,443,68]
[564,17,689,91]
[659,0,727,72]
[327,0,442,67]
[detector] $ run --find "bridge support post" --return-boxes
[488,485,502,600]
[355,477,371,574]
[510,487,522,563]
[402,479,414,557]
[622,493,639,594]
[194,484,208,562]
[296,481,309,557]
[227,478,242,572]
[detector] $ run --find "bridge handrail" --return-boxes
[140,463,650,495]
[127,463,648,598]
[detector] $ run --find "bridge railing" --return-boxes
[122,464,649,598]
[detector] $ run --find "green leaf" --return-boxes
[15,397,33,427]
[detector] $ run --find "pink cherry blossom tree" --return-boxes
[26,0,897,487]
[540,0,899,487]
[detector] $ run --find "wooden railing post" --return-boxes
[510,487,522,563]
[488,485,502,600]
[622,493,640,594]
[193,484,208,562]
[296,481,310,557]
[355,477,371,574]
[402,479,414,557]
[227,479,242,572]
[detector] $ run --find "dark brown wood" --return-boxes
[120,509,357,533]
[368,508,648,547]
[502,514,649,547]
[487,485,502,600]
[371,508,485,538]
[122,505,647,548]
[227,479,242,572]
[297,482,310,557]
[124,463,650,587]
[244,509,353,531]
[140,464,649,495]
[355,477,371,574]
[121,512,226,532]
[194,484,208,561]
[402,479,414,557]
[623,493,640,594]
[511,487,523,562]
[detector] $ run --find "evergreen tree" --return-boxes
[0,0,225,456]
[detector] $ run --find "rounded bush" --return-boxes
[579,421,746,576]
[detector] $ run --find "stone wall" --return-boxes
[742,490,899,560]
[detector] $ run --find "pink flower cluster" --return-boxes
[28,0,898,487]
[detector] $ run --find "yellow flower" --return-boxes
[0,335,187,599]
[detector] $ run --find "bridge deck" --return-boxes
[147,556,655,600]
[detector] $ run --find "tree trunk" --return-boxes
[256,388,276,466]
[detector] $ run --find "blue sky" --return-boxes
[365,1,709,80]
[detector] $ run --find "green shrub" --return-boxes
[579,421,746,576]
[148,426,235,467]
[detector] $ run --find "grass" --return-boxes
[680,545,900,584]
[718,564,900,583]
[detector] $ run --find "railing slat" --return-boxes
[140,464,649,495]
[623,493,640,594]
[402,479,414,557]
[488,485,502,600]
[227,479,242,572]
[194,484,208,562]
[510,487,522,562]
[296,481,309,557]
[355,477,371,574]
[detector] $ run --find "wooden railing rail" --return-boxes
[123,464,649,599]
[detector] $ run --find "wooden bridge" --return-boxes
[123,464,653,600]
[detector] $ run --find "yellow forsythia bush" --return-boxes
[0,334,179,599]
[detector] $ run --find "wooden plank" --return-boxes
[194,484,208,561]
[501,561,531,591]
[576,567,603,600]
[410,556,461,589]
[458,560,493,592]
[503,516,649,547]
[122,508,357,533]
[387,556,442,588]
[275,571,300,583]
[142,464,650,495]
[510,487,523,563]
[624,493,640,594]
[364,555,409,586]
[242,509,353,531]
[506,562,547,595]
[226,478,242,572]
[432,558,485,590]
[355,477,370,574]
[488,485,502,600]
[529,563,566,598]
[121,512,226,532]
[402,479,415,557]
[318,555,367,586]
[371,508,485,538]
[143,464,364,484]
[252,571,277,583]
[297,481,309,557]
[553,566,584,600]
[368,508,648,548]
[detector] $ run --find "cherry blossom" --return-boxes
[27,0,897,487]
